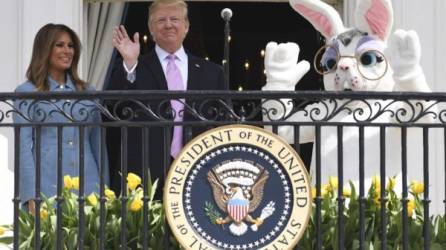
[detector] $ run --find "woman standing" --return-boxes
[13,24,109,212]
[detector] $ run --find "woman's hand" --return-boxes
[27,200,36,216]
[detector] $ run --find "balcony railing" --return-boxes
[0,90,445,249]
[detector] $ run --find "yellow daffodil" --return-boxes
[343,186,351,197]
[87,194,98,206]
[130,198,143,212]
[0,226,6,236]
[311,187,316,199]
[136,187,144,195]
[372,175,381,189]
[321,184,331,197]
[127,173,141,190]
[386,177,396,191]
[72,177,79,190]
[329,176,339,189]
[40,209,49,219]
[64,175,73,189]
[105,189,116,200]
[374,196,381,207]
[411,181,424,195]
[374,186,381,198]
[407,199,416,217]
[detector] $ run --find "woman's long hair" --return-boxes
[26,23,86,91]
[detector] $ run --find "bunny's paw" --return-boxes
[262,42,310,91]
[387,29,422,79]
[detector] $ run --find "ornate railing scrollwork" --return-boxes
[261,95,440,124]
[0,90,443,125]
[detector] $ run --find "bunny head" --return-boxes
[290,0,395,92]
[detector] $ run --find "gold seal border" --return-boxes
[164,125,312,250]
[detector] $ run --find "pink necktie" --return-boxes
[166,54,184,158]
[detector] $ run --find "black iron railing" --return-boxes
[1,90,445,249]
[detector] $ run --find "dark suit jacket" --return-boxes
[106,50,225,196]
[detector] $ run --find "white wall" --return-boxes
[392,0,446,92]
[0,0,83,226]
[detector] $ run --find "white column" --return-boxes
[19,0,84,83]
[0,0,21,227]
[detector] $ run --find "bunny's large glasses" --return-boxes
[313,45,389,81]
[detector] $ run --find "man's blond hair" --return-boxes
[148,0,189,25]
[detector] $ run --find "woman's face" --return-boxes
[48,32,74,74]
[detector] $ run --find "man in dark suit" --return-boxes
[107,0,226,197]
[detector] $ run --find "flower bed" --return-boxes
[0,175,445,249]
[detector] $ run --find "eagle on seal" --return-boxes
[207,162,269,236]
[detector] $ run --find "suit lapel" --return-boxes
[183,54,203,129]
[187,54,202,90]
[145,50,168,90]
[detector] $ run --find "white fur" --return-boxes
[263,0,435,191]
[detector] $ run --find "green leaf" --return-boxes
[204,201,222,224]
[431,243,444,250]
[0,235,13,245]
[149,179,159,202]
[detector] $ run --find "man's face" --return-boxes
[149,4,189,53]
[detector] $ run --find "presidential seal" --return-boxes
[164,125,311,250]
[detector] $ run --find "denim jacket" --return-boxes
[13,75,109,203]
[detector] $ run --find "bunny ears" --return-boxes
[290,0,344,39]
[355,0,393,41]
[289,0,394,41]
